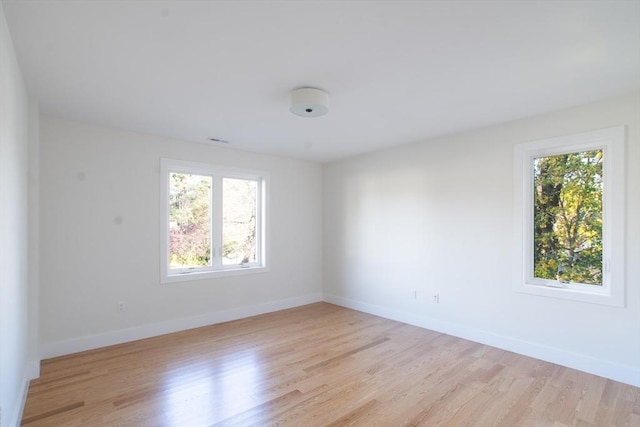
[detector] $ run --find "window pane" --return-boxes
[222,178,258,266]
[533,150,603,285]
[169,173,212,269]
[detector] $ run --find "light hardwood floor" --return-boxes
[22,303,639,426]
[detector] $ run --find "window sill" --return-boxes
[161,265,269,284]
[514,281,624,307]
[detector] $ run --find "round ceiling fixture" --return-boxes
[290,87,329,117]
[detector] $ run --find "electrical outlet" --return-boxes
[433,294,440,304]
[117,301,126,313]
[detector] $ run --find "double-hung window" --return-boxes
[160,158,267,283]
[513,126,625,306]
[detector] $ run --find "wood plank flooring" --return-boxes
[22,303,639,426]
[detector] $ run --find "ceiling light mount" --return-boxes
[290,87,329,117]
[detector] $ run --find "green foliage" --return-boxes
[533,150,603,285]
[222,178,257,265]
[169,173,212,268]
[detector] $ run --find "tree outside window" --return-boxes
[533,150,603,285]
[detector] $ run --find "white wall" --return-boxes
[0,3,37,426]
[323,92,640,386]
[39,117,323,356]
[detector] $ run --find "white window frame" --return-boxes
[513,126,625,307]
[160,158,268,284]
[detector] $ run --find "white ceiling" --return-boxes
[4,1,640,162]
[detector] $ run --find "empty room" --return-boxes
[1,1,639,426]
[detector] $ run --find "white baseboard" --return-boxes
[9,366,34,427]
[323,293,640,387]
[27,359,40,380]
[41,293,323,359]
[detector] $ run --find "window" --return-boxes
[513,126,625,306]
[160,158,267,283]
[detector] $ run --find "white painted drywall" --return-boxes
[38,117,323,354]
[0,3,36,426]
[27,98,39,380]
[323,92,640,386]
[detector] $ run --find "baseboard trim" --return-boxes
[323,293,640,387]
[41,293,323,359]
[27,359,40,380]
[10,367,33,427]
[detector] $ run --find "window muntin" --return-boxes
[161,159,267,283]
[513,126,625,306]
